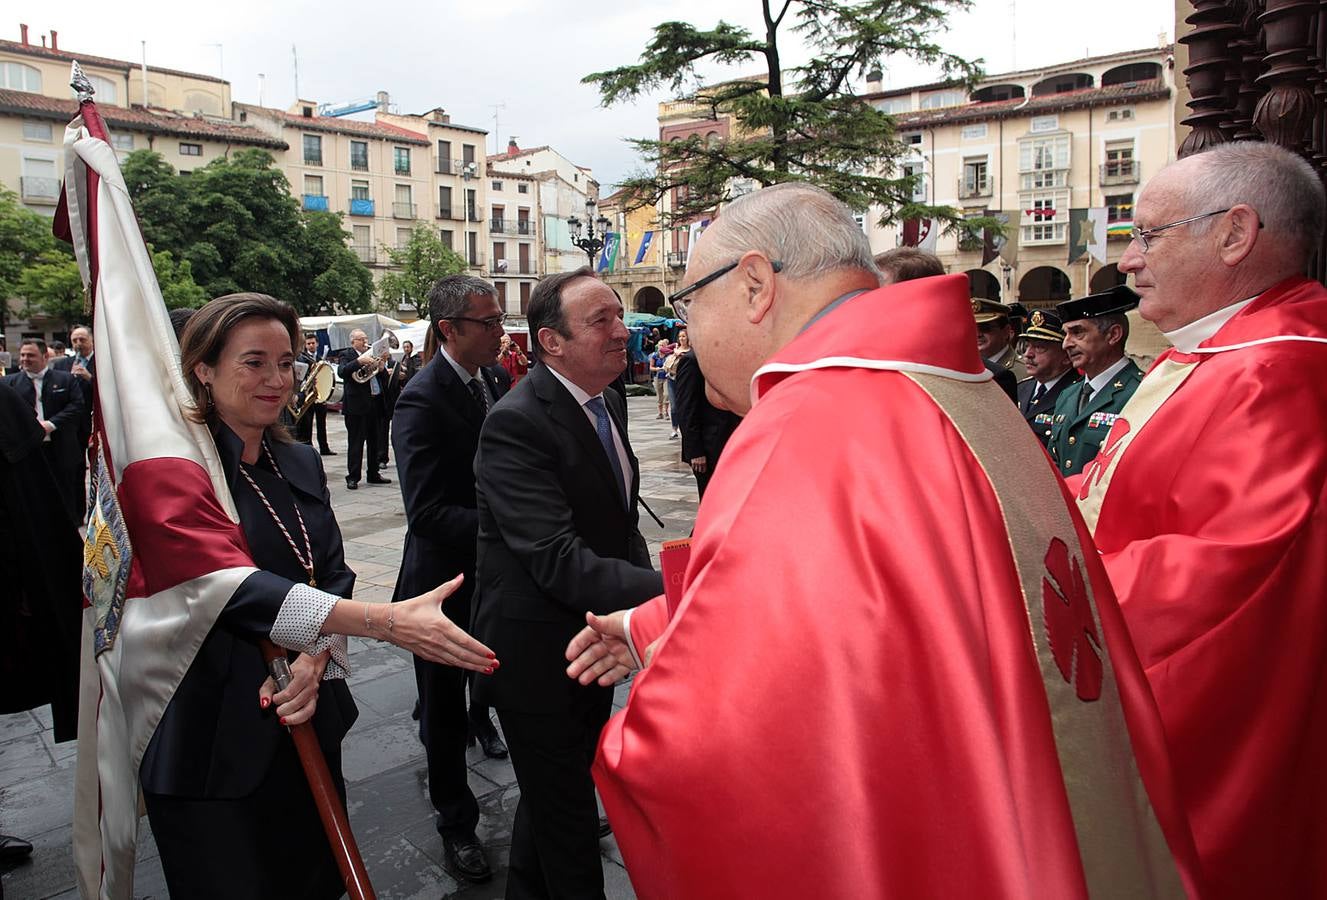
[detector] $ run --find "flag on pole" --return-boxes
[982,211,1019,268]
[633,230,655,266]
[58,63,259,900]
[900,218,938,254]
[686,218,711,262]
[1085,207,1109,264]
[1068,209,1091,264]
[597,232,620,273]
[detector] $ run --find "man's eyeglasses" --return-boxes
[670,259,784,323]
[1130,208,1263,252]
[448,313,507,330]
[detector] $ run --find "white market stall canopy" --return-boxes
[299,313,404,350]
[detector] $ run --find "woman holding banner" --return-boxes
[140,293,497,898]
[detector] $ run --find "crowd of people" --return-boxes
[2,138,1325,899]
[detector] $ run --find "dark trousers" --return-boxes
[295,403,331,451]
[693,466,713,501]
[497,689,613,900]
[45,446,83,525]
[377,412,391,465]
[344,407,381,482]
[415,655,480,840]
[144,740,346,900]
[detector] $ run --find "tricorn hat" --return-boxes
[1055,284,1140,322]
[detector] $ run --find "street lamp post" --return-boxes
[567,199,611,269]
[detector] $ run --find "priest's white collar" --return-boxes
[1164,296,1258,352]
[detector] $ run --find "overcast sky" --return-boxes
[21,0,1173,187]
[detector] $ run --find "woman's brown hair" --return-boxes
[179,293,301,440]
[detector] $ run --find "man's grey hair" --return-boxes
[428,275,498,333]
[1177,142,1325,261]
[1089,312,1130,342]
[699,182,880,281]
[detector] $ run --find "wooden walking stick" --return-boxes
[261,639,377,900]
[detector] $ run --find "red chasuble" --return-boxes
[594,276,1201,899]
[1077,276,1327,899]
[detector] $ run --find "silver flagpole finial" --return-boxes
[70,61,94,101]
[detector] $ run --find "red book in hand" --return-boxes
[660,538,691,617]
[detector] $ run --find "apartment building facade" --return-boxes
[488,141,598,283]
[863,45,1175,306]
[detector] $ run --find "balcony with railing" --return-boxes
[395,162,411,176]
[352,244,376,264]
[1100,160,1140,186]
[666,251,688,268]
[436,158,454,175]
[516,260,535,275]
[467,206,483,223]
[351,156,369,172]
[302,194,329,212]
[349,198,375,217]
[20,176,60,204]
[437,206,464,221]
[490,218,514,234]
[467,254,486,270]
[516,220,535,236]
[303,153,322,167]
[393,202,418,219]
[958,176,992,200]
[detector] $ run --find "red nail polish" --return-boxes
[279,716,287,725]
[484,666,494,675]
[488,651,497,659]
[493,660,500,669]
[260,697,269,709]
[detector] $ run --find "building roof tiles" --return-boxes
[0,89,288,148]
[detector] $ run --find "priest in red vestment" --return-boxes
[566,184,1202,899]
[1079,141,1327,899]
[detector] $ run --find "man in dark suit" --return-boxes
[472,267,663,899]
[391,277,511,883]
[336,329,391,490]
[1015,310,1078,448]
[4,339,86,524]
[51,324,96,516]
[673,350,740,499]
[295,335,335,455]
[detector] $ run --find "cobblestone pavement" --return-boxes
[1,392,699,899]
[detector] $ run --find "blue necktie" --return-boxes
[585,395,627,506]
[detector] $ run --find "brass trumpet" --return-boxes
[352,329,399,383]
[288,360,335,421]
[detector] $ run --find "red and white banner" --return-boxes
[57,64,258,900]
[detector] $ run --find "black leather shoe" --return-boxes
[320,448,337,456]
[345,477,359,490]
[598,817,612,838]
[0,833,34,862]
[366,475,392,485]
[442,835,492,883]
[468,720,508,759]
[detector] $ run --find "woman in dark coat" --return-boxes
[141,293,497,899]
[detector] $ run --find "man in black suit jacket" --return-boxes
[472,268,663,900]
[294,335,335,454]
[391,277,511,883]
[673,350,741,499]
[4,339,86,524]
[52,325,96,517]
[336,329,391,489]
[1014,310,1077,448]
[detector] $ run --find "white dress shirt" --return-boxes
[1163,296,1258,352]
[1082,357,1132,404]
[439,343,493,406]
[546,366,632,501]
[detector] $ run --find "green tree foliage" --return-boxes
[122,149,373,315]
[585,0,990,233]
[377,223,468,318]
[151,249,208,309]
[18,250,84,333]
[0,188,63,334]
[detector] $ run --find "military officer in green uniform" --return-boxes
[972,297,1028,383]
[1048,285,1144,476]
